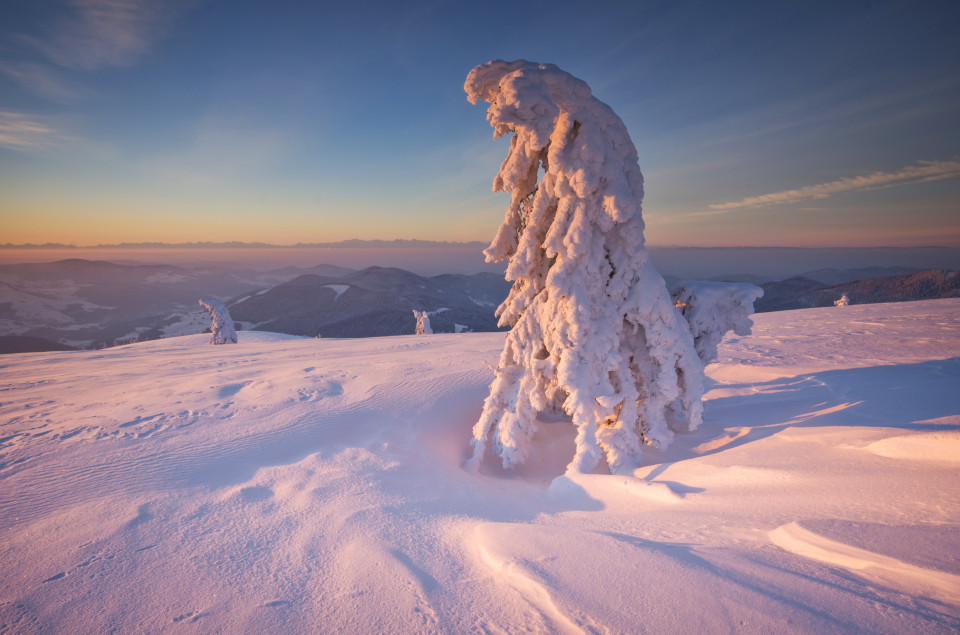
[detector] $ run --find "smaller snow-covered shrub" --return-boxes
[672,282,763,365]
[835,294,850,307]
[413,310,433,335]
[199,297,238,344]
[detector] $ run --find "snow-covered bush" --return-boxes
[465,60,705,475]
[413,310,433,335]
[835,294,850,307]
[672,282,763,365]
[199,297,238,344]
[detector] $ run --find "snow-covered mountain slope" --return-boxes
[755,268,960,312]
[228,266,510,337]
[0,259,291,349]
[1,299,958,632]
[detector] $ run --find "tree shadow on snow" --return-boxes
[651,356,960,465]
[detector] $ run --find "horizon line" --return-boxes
[2,241,959,251]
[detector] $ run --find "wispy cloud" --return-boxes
[709,160,960,211]
[0,111,75,150]
[29,0,185,71]
[0,62,78,100]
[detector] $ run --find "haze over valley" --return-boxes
[2,246,958,353]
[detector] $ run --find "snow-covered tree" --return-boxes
[413,310,433,335]
[672,281,763,365]
[199,297,238,344]
[835,294,850,307]
[465,60,705,475]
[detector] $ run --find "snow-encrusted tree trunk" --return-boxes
[199,297,238,344]
[672,281,763,365]
[465,60,705,475]
[413,310,433,335]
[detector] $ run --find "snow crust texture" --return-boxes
[199,297,237,344]
[672,281,764,364]
[1,299,959,632]
[465,60,705,475]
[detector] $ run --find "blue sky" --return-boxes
[1,0,958,247]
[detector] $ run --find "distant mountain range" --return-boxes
[1,258,958,353]
[1,239,487,249]
[0,259,510,352]
[785,266,927,286]
[0,259,313,350]
[754,269,960,312]
[229,267,510,337]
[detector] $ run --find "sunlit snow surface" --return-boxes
[1,299,959,632]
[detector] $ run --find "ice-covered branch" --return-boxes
[672,281,763,364]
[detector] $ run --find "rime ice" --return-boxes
[672,281,764,365]
[465,60,705,474]
[413,310,433,335]
[199,297,238,344]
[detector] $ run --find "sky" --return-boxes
[1,0,959,249]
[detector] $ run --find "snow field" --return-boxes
[0,299,958,632]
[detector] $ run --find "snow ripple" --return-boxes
[770,521,960,606]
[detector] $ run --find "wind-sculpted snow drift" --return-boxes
[1,300,959,632]
[199,297,237,345]
[465,60,706,474]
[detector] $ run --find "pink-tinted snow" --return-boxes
[1,299,958,632]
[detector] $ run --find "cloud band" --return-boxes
[710,160,960,211]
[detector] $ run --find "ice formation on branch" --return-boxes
[835,294,850,307]
[413,310,433,335]
[672,281,764,365]
[199,297,238,344]
[465,60,705,475]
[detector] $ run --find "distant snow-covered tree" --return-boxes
[835,294,850,307]
[413,310,433,335]
[199,297,238,344]
[465,60,705,475]
[672,281,763,365]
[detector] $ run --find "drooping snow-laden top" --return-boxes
[199,297,238,345]
[413,310,433,335]
[672,281,764,365]
[465,60,705,474]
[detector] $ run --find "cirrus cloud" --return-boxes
[709,160,960,211]
[0,111,75,150]
[31,0,185,71]
[0,62,79,100]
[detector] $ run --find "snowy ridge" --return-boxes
[769,521,960,606]
[323,284,349,300]
[228,267,510,338]
[0,299,958,631]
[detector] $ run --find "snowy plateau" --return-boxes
[1,298,959,633]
